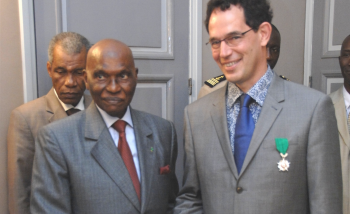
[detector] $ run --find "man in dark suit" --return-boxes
[175,0,342,213]
[7,32,92,214]
[30,39,178,214]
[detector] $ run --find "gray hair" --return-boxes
[48,32,90,63]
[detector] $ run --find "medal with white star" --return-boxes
[275,138,290,171]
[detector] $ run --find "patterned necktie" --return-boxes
[112,120,141,201]
[66,108,80,116]
[234,94,255,174]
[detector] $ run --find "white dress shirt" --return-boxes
[96,105,141,181]
[343,86,350,117]
[54,89,85,111]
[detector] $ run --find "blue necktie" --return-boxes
[234,94,255,174]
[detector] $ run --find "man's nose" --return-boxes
[219,41,233,58]
[64,74,76,87]
[106,79,121,93]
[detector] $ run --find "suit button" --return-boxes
[236,187,243,193]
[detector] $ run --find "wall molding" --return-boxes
[137,74,174,121]
[55,0,174,59]
[322,72,343,94]
[188,0,202,103]
[131,0,174,59]
[18,0,37,102]
[322,0,341,58]
[19,0,175,102]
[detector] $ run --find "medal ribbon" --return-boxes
[275,138,289,154]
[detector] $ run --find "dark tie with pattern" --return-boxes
[112,120,141,201]
[234,94,255,174]
[66,108,80,116]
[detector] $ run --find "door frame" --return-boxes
[18,0,37,103]
[188,0,202,103]
[304,0,314,87]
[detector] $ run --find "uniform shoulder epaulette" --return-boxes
[204,74,226,88]
[279,75,290,81]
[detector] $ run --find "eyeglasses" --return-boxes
[206,28,253,49]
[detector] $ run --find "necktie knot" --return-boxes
[112,120,126,133]
[241,94,254,108]
[66,108,80,116]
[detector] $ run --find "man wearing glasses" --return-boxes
[330,34,350,214]
[198,23,281,99]
[175,0,342,213]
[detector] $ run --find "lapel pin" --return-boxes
[275,138,290,171]
[150,147,154,152]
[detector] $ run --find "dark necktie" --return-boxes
[234,94,255,174]
[66,108,80,116]
[112,120,141,201]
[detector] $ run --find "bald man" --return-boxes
[30,39,178,214]
[198,23,281,99]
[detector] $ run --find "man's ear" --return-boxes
[47,61,53,78]
[84,71,89,90]
[259,22,272,47]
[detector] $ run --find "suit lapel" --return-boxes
[333,88,350,149]
[46,89,92,122]
[240,74,284,175]
[131,109,155,212]
[83,94,93,108]
[86,104,141,211]
[45,88,67,122]
[210,85,239,179]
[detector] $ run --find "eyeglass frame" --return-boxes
[206,28,253,49]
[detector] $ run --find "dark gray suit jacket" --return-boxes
[30,103,178,214]
[7,88,91,214]
[175,73,342,214]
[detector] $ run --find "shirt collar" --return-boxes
[227,66,274,107]
[54,88,85,111]
[96,105,133,129]
[343,86,350,110]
